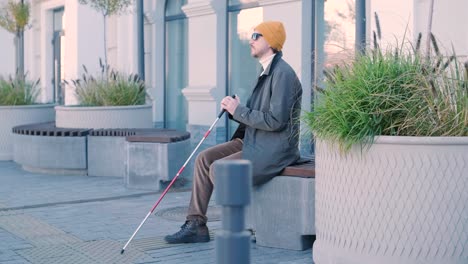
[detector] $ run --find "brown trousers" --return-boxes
[186,138,243,223]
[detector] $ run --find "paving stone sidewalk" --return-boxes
[0,161,313,263]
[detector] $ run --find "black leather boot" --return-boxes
[164,220,210,244]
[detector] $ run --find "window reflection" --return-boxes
[228,7,264,138]
[324,0,356,67]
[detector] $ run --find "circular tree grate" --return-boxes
[155,206,221,222]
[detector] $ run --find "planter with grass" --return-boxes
[0,76,55,160]
[55,104,152,129]
[305,38,467,264]
[57,66,152,129]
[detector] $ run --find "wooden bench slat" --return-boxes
[280,161,315,178]
[12,122,90,137]
[126,130,190,143]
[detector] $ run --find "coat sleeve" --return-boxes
[232,69,301,132]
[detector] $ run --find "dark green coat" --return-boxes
[232,52,302,185]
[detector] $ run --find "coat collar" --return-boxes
[261,51,283,76]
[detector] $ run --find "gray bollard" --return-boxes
[214,160,252,264]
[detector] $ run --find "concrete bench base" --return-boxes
[125,139,191,190]
[247,176,315,250]
[87,136,127,177]
[13,134,87,175]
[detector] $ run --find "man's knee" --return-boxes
[195,148,211,167]
[196,145,221,165]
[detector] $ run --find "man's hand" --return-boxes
[221,95,240,115]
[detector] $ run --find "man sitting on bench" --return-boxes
[164,20,303,244]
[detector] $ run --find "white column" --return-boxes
[0,27,15,76]
[181,86,217,126]
[25,0,41,84]
[64,2,104,105]
[116,7,138,74]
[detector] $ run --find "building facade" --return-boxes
[1,0,466,151]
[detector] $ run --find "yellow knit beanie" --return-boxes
[254,21,286,51]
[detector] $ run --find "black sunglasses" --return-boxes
[251,32,263,41]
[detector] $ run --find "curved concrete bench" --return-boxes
[12,122,90,175]
[247,159,315,251]
[13,123,191,181]
[125,131,191,191]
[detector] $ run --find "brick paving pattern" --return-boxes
[0,161,313,263]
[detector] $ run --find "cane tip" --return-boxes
[120,249,125,254]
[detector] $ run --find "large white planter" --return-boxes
[0,104,55,160]
[55,105,152,129]
[314,136,468,264]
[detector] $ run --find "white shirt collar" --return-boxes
[259,53,276,76]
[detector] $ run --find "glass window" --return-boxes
[52,7,65,104]
[227,1,302,138]
[165,0,188,131]
[229,0,259,9]
[166,0,187,17]
[53,8,64,30]
[228,7,262,111]
[324,0,356,67]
